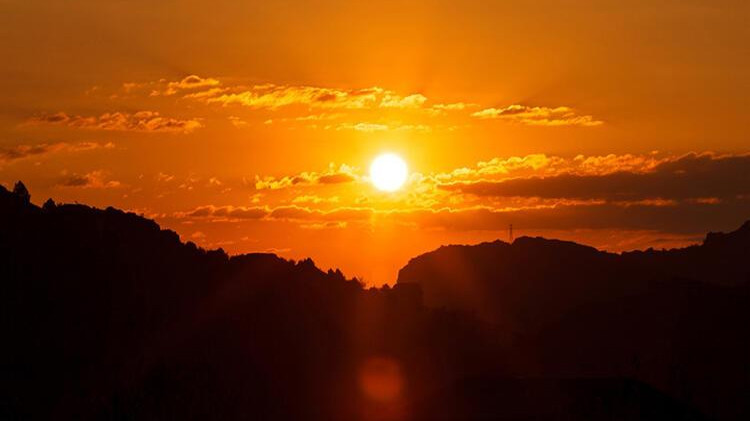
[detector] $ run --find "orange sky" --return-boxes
[2,0,749,284]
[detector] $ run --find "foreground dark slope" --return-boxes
[0,185,492,420]
[398,225,750,420]
[0,182,735,420]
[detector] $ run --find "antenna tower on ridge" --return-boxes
[509,224,514,243]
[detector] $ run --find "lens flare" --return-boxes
[358,357,403,402]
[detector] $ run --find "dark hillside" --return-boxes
[398,223,750,420]
[1,183,739,419]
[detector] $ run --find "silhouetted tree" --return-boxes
[12,180,30,203]
[42,198,56,210]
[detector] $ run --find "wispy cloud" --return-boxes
[472,104,603,127]
[431,102,479,111]
[100,76,605,133]
[171,196,749,235]
[438,153,750,202]
[254,163,359,190]
[292,195,340,204]
[423,153,668,186]
[330,122,432,133]
[205,85,387,110]
[219,152,750,235]
[268,205,373,222]
[157,75,220,96]
[58,170,121,189]
[26,111,203,133]
[203,83,484,119]
[0,141,114,165]
[174,205,268,221]
[121,75,221,97]
[228,116,249,128]
[174,204,374,224]
[379,93,428,108]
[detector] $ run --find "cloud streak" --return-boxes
[167,151,745,237]
[159,75,221,96]
[254,164,359,190]
[172,196,750,235]
[26,111,203,133]
[58,170,121,189]
[175,205,268,220]
[96,76,605,133]
[206,85,387,110]
[440,153,750,202]
[0,141,114,165]
[472,105,603,127]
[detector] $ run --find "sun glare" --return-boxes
[370,153,408,192]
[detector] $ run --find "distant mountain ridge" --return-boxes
[398,222,750,316]
[397,221,750,420]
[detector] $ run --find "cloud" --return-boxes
[431,102,478,111]
[204,85,387,110]
[472,104,603,127]
[27,111,203,133]
[263,113,344,126]
[58,170,121,189]
[241,152,749,218]
[174,204,373,224]
[269,205,374,222]
[0,144,58,163]
[155,172,175,183]
[422,152,679,186]
[388,199,750,234]
[119,76,478,117]
[121,75,221,97]
[333,122,390,132]
[330,122,432,133]
[440,153,750,202]
[166,151,750,240]
[379,93,428,108]
[193,83,437,115]
[182,79,482,117]
[299,221,348,230]
[255,164,360,190]
[174,205,269,221]
[292,195,340,204]
[106,76,603,134]
[228,116,249,128]
[0,141,114,165]
[172,197,750,236]
[158,75,220,96]
[317,173,355,184]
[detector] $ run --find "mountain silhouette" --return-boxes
[398,226,750,321]
[398,225,750,420]
[1,182,746,420]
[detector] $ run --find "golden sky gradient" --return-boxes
[2,0,749,284]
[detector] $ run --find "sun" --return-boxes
[370,153,408,192]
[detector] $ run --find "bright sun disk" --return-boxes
[370,153,408,192]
